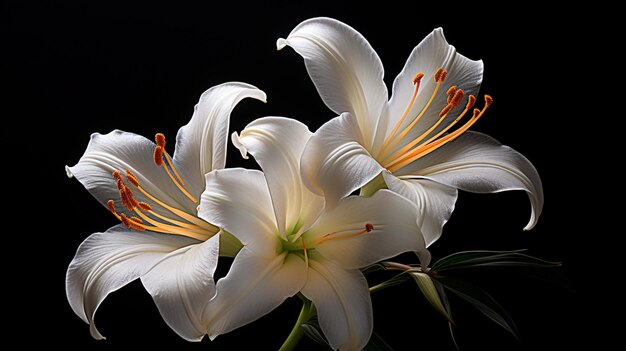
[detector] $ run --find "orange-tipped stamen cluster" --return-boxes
[151,133,196,202]
[106,147,218,241]
[378,67,492,172]
[317,223,375,245]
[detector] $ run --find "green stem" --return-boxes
[359,172,387,197]
[279,298,314,351]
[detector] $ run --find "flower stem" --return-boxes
[359,172,387,197]
[279,297,315,351]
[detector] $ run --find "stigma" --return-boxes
[378,68,492,172]
[106,133,217,241]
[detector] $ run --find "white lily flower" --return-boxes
[65,82,266,340]
[199,117,425,350]
[278,18,543,247]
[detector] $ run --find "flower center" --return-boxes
[377,68,493,173]
[106,133,218,241]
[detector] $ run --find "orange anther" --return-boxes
[155,133,166,148]
[154,146,164,166]
[413,72,425,84]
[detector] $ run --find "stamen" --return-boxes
[446,86,457,103]
[466,95,476,110]
[137,201,152,211]
[379,72,425,154]
[112,170,122,181]
[131,183,215,229]
[130,216,143,224]
[125,170,140,187]
[154,146,164,166]
[120,213,146,231]
[485,95,493,107]
[439,104,453,117]
[434,68,445,82]
[378,68,446,159]
[164,153,186,186]
[318,224,375,244]
[119,186,136,211]
[450,89,465,108]
[413,72,424,84]
[439,70,448,82]
[387,95,492,172]
[152,133,194,201]
[155,133,166,148]
[107,200,117,214]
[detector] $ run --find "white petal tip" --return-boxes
[65,165,74,178]
[276,38,288,51]
[231,132,249,159]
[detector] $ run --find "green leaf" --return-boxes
[433,276,519,339]
[364,332,394,351]
[300,317,331,349]
[369,273,410,294]
[432,249,560,272]
[433,280,460,351]
[410,272,452,322]
[362,263,387,275]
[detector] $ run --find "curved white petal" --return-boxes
[278,17,387,145]
[301,253,372,351]
[307,190,424,269]
[141,234,220,341]
[205,249,307,339]
[399,132,543,230]
[66,130,197,215]
[200,169,279,256]
[386,28,483,154]
[383,172,458,247]
[172,82,267,198]
[301,113,384,209]
[232,117,324,238]
[66,225,198,339]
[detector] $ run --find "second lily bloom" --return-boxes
[278,18,543,250]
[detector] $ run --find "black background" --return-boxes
[4,1,581,350]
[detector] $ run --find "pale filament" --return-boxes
[316,223,374,245]
[377,67,492,173]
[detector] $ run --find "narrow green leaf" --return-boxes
[411,272,452,322]
[362,263,387,275]
[369,274,411,294]
[433,279,461,351]
[432,249,561,272]
[300,318,331,348]
[364,332,394,351]
[434,276,519,339]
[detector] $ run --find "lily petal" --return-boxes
[173,82,267,198]
[382,172,458,247]
[278,17,387,144]
[141,234,220,341]
[398,132,543,231]
[200,169,279,256]
[301,113,384,208]
[66,225,198,339]
[232,117,324,238]
[307,190,424,269]
[205,248,307,339]
[386,28,483,153]
[66,130,197,215]
[302,253,372,351]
